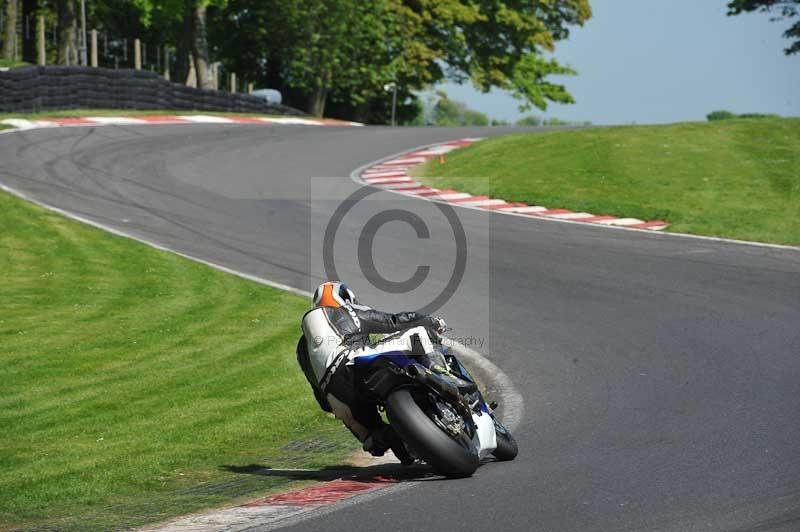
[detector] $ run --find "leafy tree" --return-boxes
[395,0,591,112]
[8,0,593,121]
[212,0,404,116]
[211,0,591,119]
[727,0,800,55]
[430,91,489,126]
[132,0,221,86]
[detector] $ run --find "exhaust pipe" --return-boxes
[406,363,462,403]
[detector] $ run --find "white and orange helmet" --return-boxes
[313,281,356,308]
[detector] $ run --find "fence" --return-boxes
[0,66,303,114]
[1,16,251,94]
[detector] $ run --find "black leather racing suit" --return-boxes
[297,303,438,442]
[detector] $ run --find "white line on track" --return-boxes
[177,115,235,123]
[83,116,148,125]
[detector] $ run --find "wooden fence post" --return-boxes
[133,38,141,70]
[90,29,97,67]
[37,14,45,65]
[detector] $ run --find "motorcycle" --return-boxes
[349,328,517,478]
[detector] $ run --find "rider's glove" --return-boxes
[431,316,447,333]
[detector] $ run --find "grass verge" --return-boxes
[414,118,800,245]
[0,59,31,69]
[0,190,357,530]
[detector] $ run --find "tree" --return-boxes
[211,0,405,116]
[21,0,38,63]
[727,0,800,55]
[430,91,489,126]
[211,0,591,120]
[394,0,592,111]
[3,0,19,61]
[183,0,227,89]
[56,0,78,65]
[93,0,234,88]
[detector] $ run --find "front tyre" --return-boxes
[385,388,479,478]
[491,419,518,461]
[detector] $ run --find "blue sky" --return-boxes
[430,0,800,125]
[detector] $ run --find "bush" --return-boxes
[707,110,737,121]
[516,115,542,126]
[738,113,780,120]
[543,117,569,126]
[707,110,781,122]
[463,108,489,126]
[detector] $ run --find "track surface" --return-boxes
[2,125,799,532]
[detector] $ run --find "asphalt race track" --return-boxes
[2,124,799,532]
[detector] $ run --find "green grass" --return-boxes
[0,59,31,68]
[0,191,357,530]
[414,118,800,245]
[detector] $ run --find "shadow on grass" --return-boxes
[220,462,438,483]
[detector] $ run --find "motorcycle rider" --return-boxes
[296,281,447,464]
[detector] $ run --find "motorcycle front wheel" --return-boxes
[491,419,518,461]
[385,387,479,478]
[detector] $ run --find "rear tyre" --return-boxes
[385,387,479,478]
[491,419,518,461]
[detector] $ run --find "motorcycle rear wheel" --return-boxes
[385,387,479,478]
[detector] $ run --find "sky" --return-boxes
[430,0,800,125]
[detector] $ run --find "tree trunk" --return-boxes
[354,101,371,123]
[265,48,284,92]
[306,86,327,117]
[306,72,330,117]
[21,0,37,63]
[3,0,19,61]
[191,1,212,90]
[174,0,193,83]
[56,0,77,65]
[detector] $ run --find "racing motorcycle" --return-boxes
[350,329,517,478]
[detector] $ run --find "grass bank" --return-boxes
[0,190,356,530]
[414,118,800,245]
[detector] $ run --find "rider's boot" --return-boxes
[363,426,415,466]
